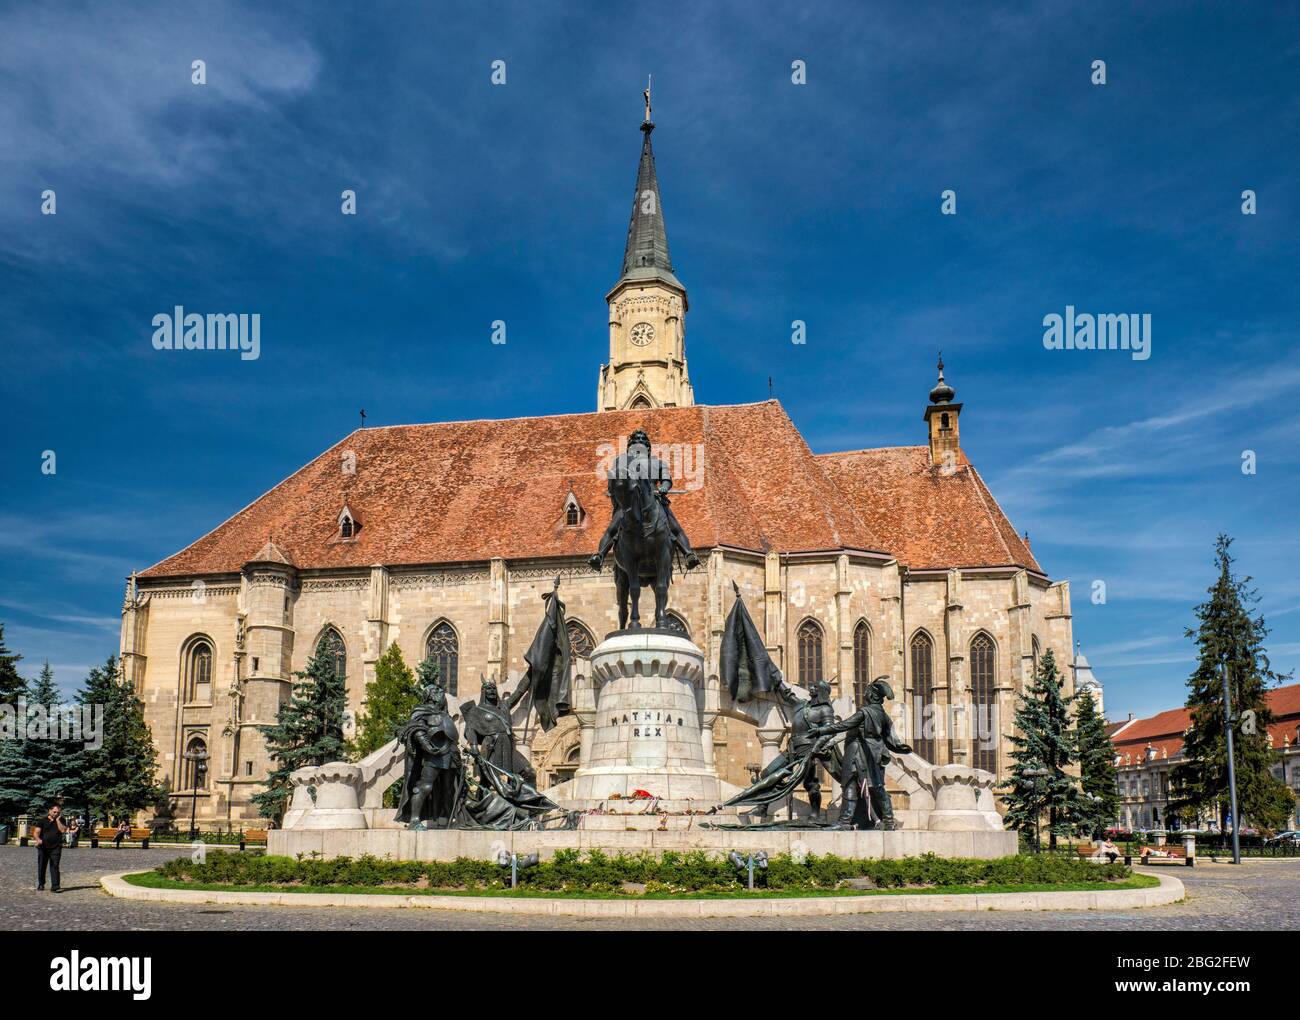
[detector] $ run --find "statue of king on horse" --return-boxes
[589,428,699,629]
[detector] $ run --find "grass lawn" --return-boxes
[122,870,1159,900]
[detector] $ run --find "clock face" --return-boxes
[629,321,655,347]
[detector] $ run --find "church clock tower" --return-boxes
[597,85,694,411]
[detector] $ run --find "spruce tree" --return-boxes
[1171,535,1293,832]
[1075,689,1119,837]
[348,643,420,760]
[999,648,1085,849]
[77,657,160,825]
[0,624,25,705]
[0,666,30,818]
[0,663,83,816]
[253,638,349,821]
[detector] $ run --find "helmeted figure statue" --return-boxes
[811,677,912,830]
[460,677,524,778]
[589,429,698,628]
[722,674,840,817]
[762,677,838,816]
[395,688,463,830]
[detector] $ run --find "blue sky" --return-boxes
[1,0,1297,719]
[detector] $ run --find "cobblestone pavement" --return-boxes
[2,845,1296,931]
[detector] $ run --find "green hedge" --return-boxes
[155,850,1130,894]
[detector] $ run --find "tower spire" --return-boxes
[597,86,693,412]
[615,82,683,295]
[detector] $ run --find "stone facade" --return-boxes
[123,548,1073,825]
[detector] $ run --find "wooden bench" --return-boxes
[239,829,268,850]
[90,827,151,848]
[1075,846,1130,865]
[1139,846,1193,867]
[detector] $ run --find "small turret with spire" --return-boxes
[924,353,963,468]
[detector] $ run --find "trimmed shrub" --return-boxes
[151,849,1131,893]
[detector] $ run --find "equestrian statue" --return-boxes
[589,427,699,629]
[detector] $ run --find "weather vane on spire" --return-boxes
[643,74,652,124]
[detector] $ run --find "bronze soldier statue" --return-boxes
[755,677,837,817]
[589,428,699,572]
[460,677,525,778]
[811,677,912,830]
[722,673,841,817]
[395,687,462,830]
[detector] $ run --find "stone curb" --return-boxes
[100,870,1184,917]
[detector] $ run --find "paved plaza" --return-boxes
[2,844,1296,931]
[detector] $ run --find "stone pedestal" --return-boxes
[925,765,1005,832]
[289,763,368,830]
[548,629,735,808]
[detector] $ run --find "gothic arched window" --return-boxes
[185,639,213,703]
[911,632,935,763]
[796,619,824,687]
[319,627,346,682]
[970,632,997,773]
[184,735,209,791]
[1031,636,1042,680]
[852,621,871,706]
[426,621,459,696]
[567,620,596,658]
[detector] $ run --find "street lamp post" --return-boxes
[1221,659,1241,866]
[183,748,209,840]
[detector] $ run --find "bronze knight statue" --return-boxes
[721,674,840,817]
[395,687,463,830]
[461,676,527,779]
[811,677,912,830]
[589,428,699,629]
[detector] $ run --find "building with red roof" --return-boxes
[1112,683,1300,831]
[120,110,1078,824]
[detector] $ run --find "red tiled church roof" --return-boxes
[140,400,1042,579]
[817,447,1041,572]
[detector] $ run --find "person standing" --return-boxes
[33,804,76,892]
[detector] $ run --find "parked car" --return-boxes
[1264,832,1300,845]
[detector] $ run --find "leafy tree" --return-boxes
[1171,535,1293,832]
[76,656,160,825]
[0,624,24,705]
[1075,689,1119,837]
[0,663,82,816]
[999,649,1085,849]
[252,638,348,821]
[348,643,421,760]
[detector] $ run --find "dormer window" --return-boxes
[338,505,358,539]
[562,490,583,527]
